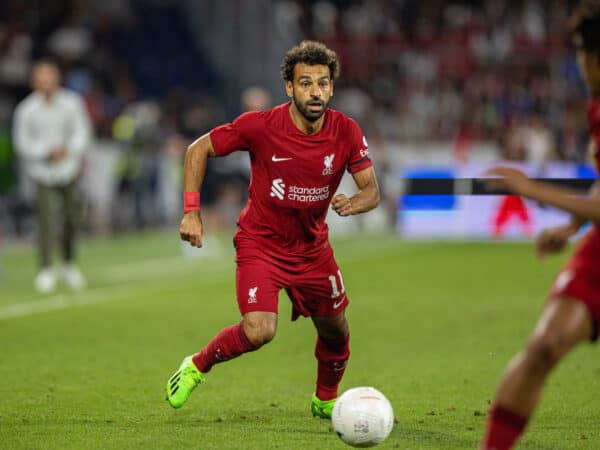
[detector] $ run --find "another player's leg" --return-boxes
[515,196,533,237]
[311,312,350,419]
[60,181,86,290]
[480,298,593,450]
[34,183,56,293]
[166,311,276,408]
[492,196,512,238]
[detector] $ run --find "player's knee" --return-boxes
[525,332,570,373]
[245,327,275,346]
[314,314,349,341]
[243,319,276,347]
[320,325,348,342]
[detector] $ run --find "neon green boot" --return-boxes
[311,393,336,419]
[166,355,205,408]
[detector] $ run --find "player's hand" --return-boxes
[47,146,68,163]
[180,211,204,247]
[535,224,578,261]
[331,194,353,216]
[484,167,532,196]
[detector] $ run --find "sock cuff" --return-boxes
[490,405,528,431]
[236,323,259,350]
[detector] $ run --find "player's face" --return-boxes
[32,63,61,95]
[286,64,333,122]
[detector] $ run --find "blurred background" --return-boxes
[0,0,596,243]
[3,4,599,448]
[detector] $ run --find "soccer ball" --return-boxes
[331,387,394,448]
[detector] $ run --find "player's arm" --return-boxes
[531,181,598,260]
[179,133,217,248]
[486,167,600,225]
[331,166,380,217]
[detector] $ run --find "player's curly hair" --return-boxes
[280,41,340,82]
[569,0,600,51]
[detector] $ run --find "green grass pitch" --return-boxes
[1,231,599,449]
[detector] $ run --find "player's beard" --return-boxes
[292,93,328,122]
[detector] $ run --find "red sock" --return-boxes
[192,324,259,373]
[314,334,349,401]
[482,405,528,450]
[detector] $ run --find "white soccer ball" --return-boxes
[331,387,394,448]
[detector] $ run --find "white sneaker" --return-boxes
[35,268,57,294]
[61,264,86,290]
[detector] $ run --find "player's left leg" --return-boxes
[59,180,85,290]
[492,196,512,238]
[288,251,351,418]
[310,312,350,418]
[480,298,593,450]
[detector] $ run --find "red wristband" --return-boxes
[587,99,600,148]
[184,192,200,213]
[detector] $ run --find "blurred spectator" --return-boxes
[523,113,556,168]
[204,85,273,233]
[13,60,91,292]
[298,0,590,154]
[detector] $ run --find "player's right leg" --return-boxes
[480,297,593,450]
[166,355,205,408]
[166,245,281,409]
[166,312,276,408]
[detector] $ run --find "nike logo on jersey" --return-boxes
[332,298,345,309]
[272,155,293,162]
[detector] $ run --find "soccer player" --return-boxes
[165,41,379,418]
[481,2,600,448]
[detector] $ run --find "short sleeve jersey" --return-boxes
[209,103,372,258]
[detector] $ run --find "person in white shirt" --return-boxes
[13,60,92,293]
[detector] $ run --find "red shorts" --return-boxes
[233,234,348,320]
[548,226,600,329]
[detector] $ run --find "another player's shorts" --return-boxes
[548,226,600,339]
[233,233,348,319]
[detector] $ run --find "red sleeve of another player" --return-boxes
[588,99,600,171]
[209,111,261,156]
[346,119,373,174]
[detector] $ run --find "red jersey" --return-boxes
[209,103,372,260]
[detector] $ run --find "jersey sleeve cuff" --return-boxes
[208,129,226,156]
[347,157,373,174]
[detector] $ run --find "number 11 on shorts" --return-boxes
[328,270,345,298]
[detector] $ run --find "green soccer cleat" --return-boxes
[166,355,205,409]
[311,393,337,419]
